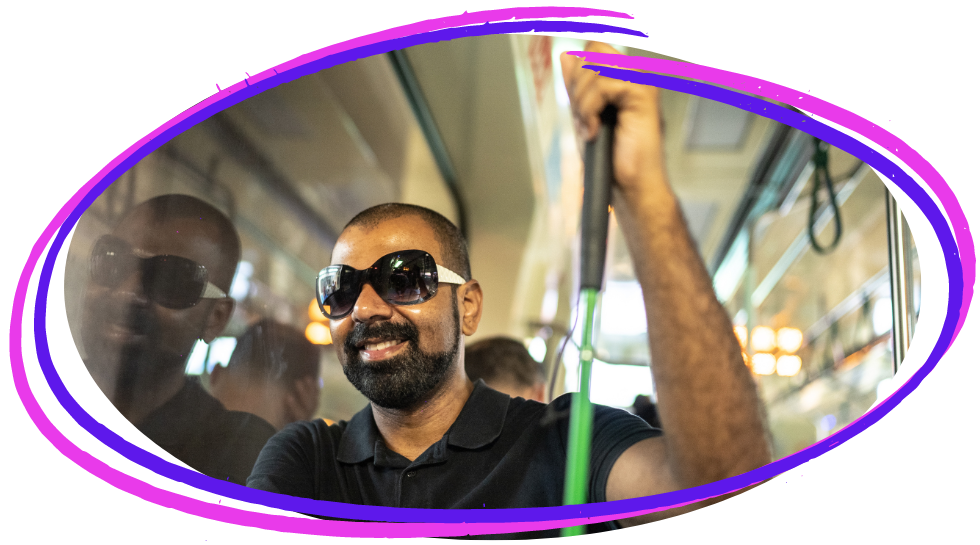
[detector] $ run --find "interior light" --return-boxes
[229,261,254,301]
[776,355,802,377]
[751,353,776,375]
[872,298,892,336]
[733,325,748,349]
[741,351,749,366]
[308,299,328,322]
[776,327,803,354]
[305,322,332,345]
[528,337,547,363]
[751,326,776,353]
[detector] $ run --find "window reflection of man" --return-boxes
[80,194,275,485]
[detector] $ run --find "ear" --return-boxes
[458,279,483,337]
[201,298,235,344]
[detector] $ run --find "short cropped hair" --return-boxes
[226,319,321,384]
[465,337,545,389]
[128,194,241,290]
[343,203,470,281]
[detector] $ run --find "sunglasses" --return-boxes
[90,235,229,310]
[316,249,465,320]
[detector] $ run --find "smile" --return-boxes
[363,340,401,351]
[358,339,408,361]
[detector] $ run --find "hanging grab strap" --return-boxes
[808,137,843,254]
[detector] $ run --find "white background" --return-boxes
[2,1,977,543]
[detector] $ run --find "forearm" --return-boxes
[613,174,771,488]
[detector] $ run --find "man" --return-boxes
[465,336,546,402]
[210,319,323,431]
[80,194,275,485]
[247,42,770,535]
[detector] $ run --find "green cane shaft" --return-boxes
[561,288,598,537]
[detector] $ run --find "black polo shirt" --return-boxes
[137,377,276,486]
[247,380,660,537]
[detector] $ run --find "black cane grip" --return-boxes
[580,105,617,291]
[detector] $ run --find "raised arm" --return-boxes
[561,43,771,524]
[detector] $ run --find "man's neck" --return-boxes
[371,371,474,462]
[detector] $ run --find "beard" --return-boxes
[342,292,460,410]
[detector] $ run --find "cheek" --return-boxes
[416,314,458,352]
[156,308,208,349]
[329,320,350,345]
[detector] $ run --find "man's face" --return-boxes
[81,207,229,379]
[328,216,462,410]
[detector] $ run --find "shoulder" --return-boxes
[247,418,347,497]
[218,410,277,447]
[261,418,347,460]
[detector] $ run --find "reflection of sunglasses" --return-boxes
[90,235,229,310]
[316,249,465,320]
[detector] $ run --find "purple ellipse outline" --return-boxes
[11,6,972,535]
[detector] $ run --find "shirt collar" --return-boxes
[446,379,510,449]
[336,380,511,464]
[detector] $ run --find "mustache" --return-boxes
[344,321,420,353]
[89,296,155,335]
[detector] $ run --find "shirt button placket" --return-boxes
[401,469,417,506]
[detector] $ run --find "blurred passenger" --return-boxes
[210,319,323,431]
[632,395,662,430]
[80,194,275,485]
[465,336,546,402]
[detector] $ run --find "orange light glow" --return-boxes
[776,327,804,354]
[751,326,776,353]
[308,299,328,322]
[305,322,332,345]
[751,353,776,375]
[776,355,803,377]
[734,325,748,348]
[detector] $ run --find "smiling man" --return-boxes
[246,42,770,536]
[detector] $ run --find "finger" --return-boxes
[584,40,620,56]
[565,63,610,141]
[559,50,585,91]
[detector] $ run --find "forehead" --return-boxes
[332,216,442,268]
[113,207,225,271]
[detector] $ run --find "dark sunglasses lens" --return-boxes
[143,256,208,309]
[382,252,437,304]
[91,238,135,287]
[320,266,359,319]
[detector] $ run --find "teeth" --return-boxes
[364,340,400,352]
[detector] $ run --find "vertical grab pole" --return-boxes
[885,189,915,375]
[562,106,617,537]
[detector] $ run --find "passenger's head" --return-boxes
[210,319,322,430]
[465,337,546,402]
[326,203,483,410]
[81,194,240,381]
[632,395,661,429]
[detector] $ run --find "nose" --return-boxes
[350,283,393,324]
[113,265,150,306]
